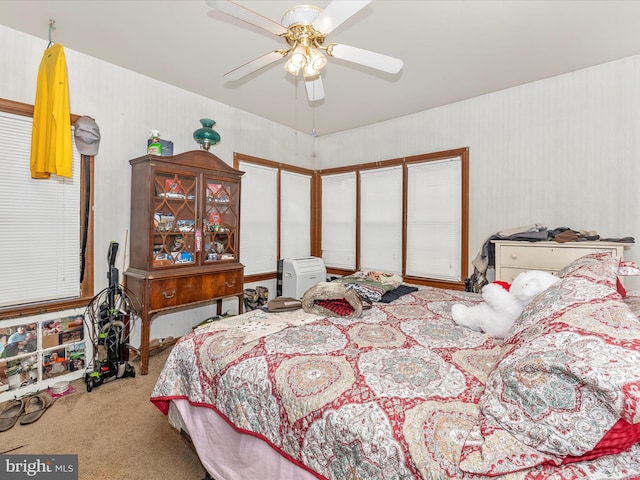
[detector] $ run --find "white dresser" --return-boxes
[493,240,631,283]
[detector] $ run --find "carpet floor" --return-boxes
[0,347,206,480]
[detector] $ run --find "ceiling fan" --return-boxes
[205,0,403,102]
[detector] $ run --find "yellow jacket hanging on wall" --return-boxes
[30,43,72,179]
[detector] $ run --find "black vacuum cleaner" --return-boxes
[84,241,137,392]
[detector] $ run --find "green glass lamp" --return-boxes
[193,118,221,151]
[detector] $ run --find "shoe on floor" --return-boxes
[256,286,269,306]
[0,398,25,432]
[19,393,53,425]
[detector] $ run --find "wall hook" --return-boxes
[48,19,56,47]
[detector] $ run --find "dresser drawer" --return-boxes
[498,267,556,283]
[498,244,620,271]
[493,240,629,283]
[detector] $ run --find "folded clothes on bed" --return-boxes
[332,271,402,302]
[378,284,419,303]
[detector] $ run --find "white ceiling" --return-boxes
[2,0,640,136]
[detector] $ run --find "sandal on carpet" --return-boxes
[19,393,53,425]
[0,398,25,432]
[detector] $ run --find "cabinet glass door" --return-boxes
[152,171,197,267]
[203,178,239,263]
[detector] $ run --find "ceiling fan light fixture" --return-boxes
[303,53,324,78]
[289,44,308,68]
[284,57,301,75]
[307,47,327,71]
[302,64,319,79]
[284,43,308,75]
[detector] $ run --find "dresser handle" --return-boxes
[225,281,235,288]
[162,290,176,299]
[510,253,518,259]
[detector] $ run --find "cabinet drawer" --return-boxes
[498,244,619,271]
[149,277,202,309]
[147,270,243,311]
[149,278,179,309]
[201,269,243,298]
[175,276,206,304]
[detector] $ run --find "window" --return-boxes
[235,148,467,288]
[319,148,468,288]
[321,172,357,270]
[235,153,314,279]
[238,161,278,275]
[0,98,93,318]
[406,157,462,282]
[360,166,403,273]
[280,171,311,259]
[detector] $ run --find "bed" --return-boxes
[151,252,640,479]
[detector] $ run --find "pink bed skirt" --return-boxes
[170,399,321,480]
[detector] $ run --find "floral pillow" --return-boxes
[616,260,640,297]
[555,251,640,297]
[504,252,621,344]
[556,251,620,288]
[504,277,619,346]
[618,260,640,277]
[459,253,640,476]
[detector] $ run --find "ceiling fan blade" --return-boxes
[223,50,285,82]
[304,76,325,102]
[328,43,403,74]
[313,0,371,35]
[205,0,287,36]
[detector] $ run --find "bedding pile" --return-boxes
[331,270,403,302]
[151,254,640,479]
[301,281,364,318]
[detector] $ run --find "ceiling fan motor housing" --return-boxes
[281,5,322,27]
[281,5,327,50]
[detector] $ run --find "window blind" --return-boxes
[321,172,356,269]
[406,157,462,281]
[360,166,403,273]
[0,111,80,307]
[280,171,311,259]
[239,161,278,275]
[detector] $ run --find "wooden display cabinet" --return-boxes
[125,150,244,374]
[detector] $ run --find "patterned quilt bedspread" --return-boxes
[151,286,640,479]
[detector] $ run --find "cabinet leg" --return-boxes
[140,311,151,375]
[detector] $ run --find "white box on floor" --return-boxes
[280,257,326,299]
